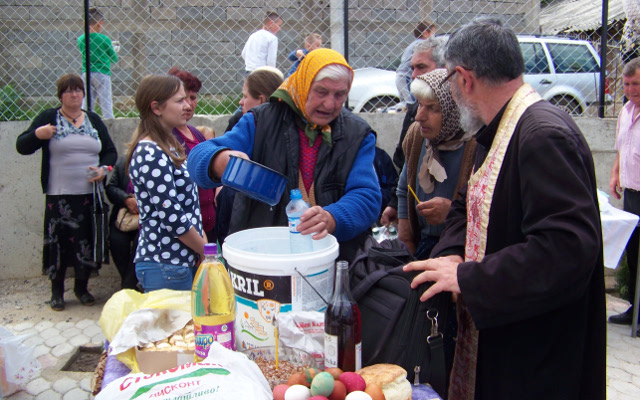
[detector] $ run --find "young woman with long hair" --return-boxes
[126,74,206,292]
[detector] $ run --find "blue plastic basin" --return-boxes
[221,155,288,206]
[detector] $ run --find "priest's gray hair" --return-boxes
[444,17,524,85]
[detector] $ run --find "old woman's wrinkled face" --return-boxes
[305,77,349,126]
[415,97,443,141]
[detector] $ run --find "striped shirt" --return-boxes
[616,100,640,190]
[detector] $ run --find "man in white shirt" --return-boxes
[609,57,640,326]
[242,12,283,74]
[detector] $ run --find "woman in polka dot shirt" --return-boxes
[125,75,206,292]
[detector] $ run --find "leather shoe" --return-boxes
[50,297,65,311]
[75,292,95,306]
[608,307,634,325]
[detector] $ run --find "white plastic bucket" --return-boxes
[222,227,339,350]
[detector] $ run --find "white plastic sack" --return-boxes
[96,342,271,400]
[0,326,41,397]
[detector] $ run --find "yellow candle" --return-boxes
[407,185,420,203]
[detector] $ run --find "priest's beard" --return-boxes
[451,82,484,134]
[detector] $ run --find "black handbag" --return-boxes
[92,182,110,264]
[349,236,451,397]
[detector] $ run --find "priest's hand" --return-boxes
[416,197,451,225]
[403,254,463,302]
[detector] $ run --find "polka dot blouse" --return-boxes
[129,140,203,268]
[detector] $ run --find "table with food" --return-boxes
[91,225,445,400]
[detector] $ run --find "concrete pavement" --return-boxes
[0,294,638,399]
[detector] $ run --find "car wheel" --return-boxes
[550,96,582,115]
[360,96,399,113]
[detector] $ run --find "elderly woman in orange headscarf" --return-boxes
[188,49,381,260]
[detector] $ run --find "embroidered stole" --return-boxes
[448,84,542,400]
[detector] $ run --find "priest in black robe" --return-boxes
[404,18,606,400]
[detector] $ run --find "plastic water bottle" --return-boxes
[191,243,236,361]
[286,189,313,253]
[86,165,112,179]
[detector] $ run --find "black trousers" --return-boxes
[624,189,640,307]
[109,222,139,290]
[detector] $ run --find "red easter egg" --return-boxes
[327,380,347,400]
[273,384,290,400]
[339,372,366,393]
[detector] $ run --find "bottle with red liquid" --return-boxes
[324,260,362,372]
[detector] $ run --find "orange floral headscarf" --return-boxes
[271,48,353,146]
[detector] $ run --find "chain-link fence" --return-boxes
[0,0,632,121]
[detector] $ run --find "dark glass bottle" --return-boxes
[324,261,362,372]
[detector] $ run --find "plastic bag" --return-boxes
[99,289,191,372]
[0,327,40,397]
[95,342,271,400]
[278,311,325,369]
[109,308,192,355]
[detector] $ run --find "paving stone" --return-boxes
[51,343,74,358]
[45,335,67,347]
[90,332,106,345]
[618,393,640,400]
[37,388,63,399]
[607,388,619,400]
[55,321,75,331]
[607,366,632,383]
[37,353,57,369]
[26,377,51,396]
[7,390,33,400]
[79,377,92,392]
[34,321,54,331]
[40,327,61,340]
[33,344,50,358]
[12,321,35,332]
[610,380,640,396]
[75,320,95,330]
[52,377,78,393]
[62,387,91,400]
[61,327,81,339]
[22,335,44,348]
[619,360,640,377]
[69,334,91,347]
[81,324,101,338]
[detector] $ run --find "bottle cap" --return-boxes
[290,189,302,200]
[204,243,218,256]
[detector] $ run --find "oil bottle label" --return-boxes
[194,321,235,359]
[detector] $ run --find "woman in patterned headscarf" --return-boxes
[188,48,381,261]
[396,68,475,259]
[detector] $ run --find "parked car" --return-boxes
[348,35,610,114]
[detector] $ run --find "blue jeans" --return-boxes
[82,72,114,119]
[135,261,193,292]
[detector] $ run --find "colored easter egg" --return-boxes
[288,372,310,387]
[325,367,344,380]
[327,380,347,400]
[305,367,321,383]
[273,384,290,400]
[364,383,385,400]
[344,391,373,400]
[285,384,312,400]
[309,397,329,400]
[339,372,366,393]
[311,372,335,397]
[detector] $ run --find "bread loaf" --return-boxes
[357,364,412,400]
